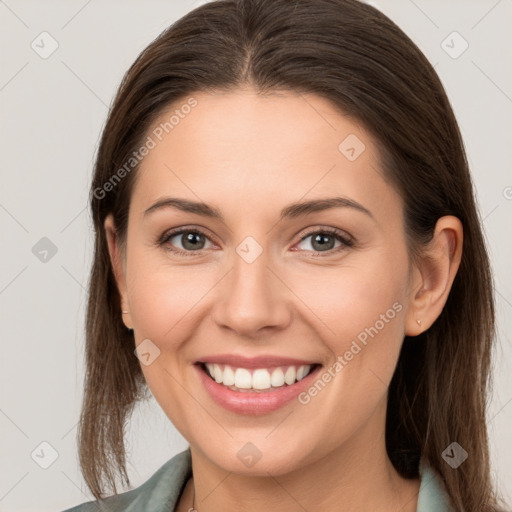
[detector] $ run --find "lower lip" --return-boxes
[195,363,322,415]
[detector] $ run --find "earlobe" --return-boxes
[405,216,463,336]
[104,214,133,330]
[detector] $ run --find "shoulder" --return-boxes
[416,457,455,512]
[60,448,192,512]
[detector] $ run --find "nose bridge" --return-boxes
[212,234,291,335]
[232,239,271,296]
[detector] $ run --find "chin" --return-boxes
[194,435,318,477]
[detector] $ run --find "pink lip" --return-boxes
[194,362,322,415]
[197,354,319,368]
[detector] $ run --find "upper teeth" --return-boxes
[205,363,313,390]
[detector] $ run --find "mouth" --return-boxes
[195,361,322,393]
[194,356,324,414]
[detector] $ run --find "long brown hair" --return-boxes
[78,0,507,510]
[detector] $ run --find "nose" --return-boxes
[211,246,292,338]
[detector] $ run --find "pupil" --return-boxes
[313,234,334,251]
[183,232,204,250]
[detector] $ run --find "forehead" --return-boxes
[144,87,370,164]
[131,88,399,222]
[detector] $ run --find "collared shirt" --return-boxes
[62,448,454,511]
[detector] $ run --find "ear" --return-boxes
[104,213,133,330]
[405,215,463,336]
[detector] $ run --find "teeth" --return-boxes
[270,368,285,387]
[223,365,235,386]
[204,363,313,390]
[252,369,271,390]
[234,368,252,389]
[284,366,296,385]
[296,365,306,380]
[213,364,223,383]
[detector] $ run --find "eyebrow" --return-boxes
[143,196,374,221]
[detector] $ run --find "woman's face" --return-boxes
[109,87,421,475]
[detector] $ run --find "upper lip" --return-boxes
[196,354,320,368]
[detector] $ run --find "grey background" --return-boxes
[0,0,511,510]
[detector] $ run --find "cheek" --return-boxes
[125,247,211,341]
[298,247,409,372]
[290,252,409,438]
[124,251,205,431]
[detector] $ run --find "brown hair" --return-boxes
[78,0,507,510]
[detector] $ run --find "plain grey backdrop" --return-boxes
[1,0,511,510]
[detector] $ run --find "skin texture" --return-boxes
[105,87,463,512]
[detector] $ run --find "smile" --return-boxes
[202,363,317,392]
[194,358,323,415]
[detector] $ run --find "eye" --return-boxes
[158,227,215,256]
[157,226,354,257]
[293,228,353,255]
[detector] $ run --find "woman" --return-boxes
[62,0,509,510]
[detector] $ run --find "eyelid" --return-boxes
[296,225,354,245]
[157,226,219,256]
[291,227,354,256]
[157,225,218,245]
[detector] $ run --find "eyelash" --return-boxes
[157,226,354,258]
